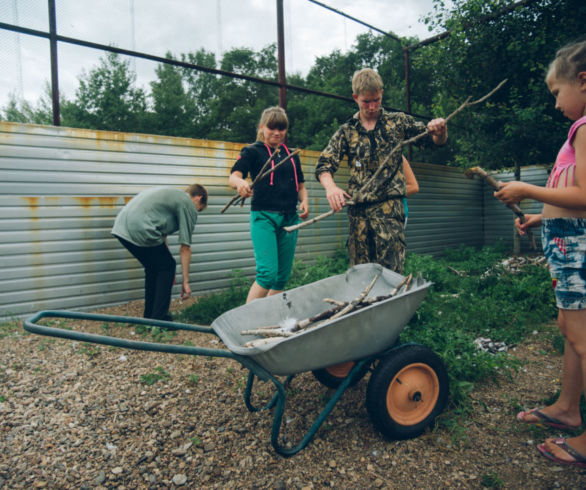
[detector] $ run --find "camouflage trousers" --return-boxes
[347,199,406,273]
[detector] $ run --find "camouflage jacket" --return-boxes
[315,109,432,204]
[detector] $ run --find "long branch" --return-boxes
[232,149,301,209]
[284,79,508,233]
[465,166,536,250]
[221,147,281,214]
[221,148,300,213]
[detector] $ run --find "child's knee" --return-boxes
[256,268,279,290]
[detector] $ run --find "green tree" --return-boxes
[203,44,280,143]
[1,83,53,125]
[150,53,190,137]
[415,0,586,169]
[180,49,219,139]
[61,51,148,133]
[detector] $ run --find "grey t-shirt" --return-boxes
[112,187,198,247]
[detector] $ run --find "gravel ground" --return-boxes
[1,297,586,489]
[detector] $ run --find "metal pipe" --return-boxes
[404,48,412,160]
[47,0,60,126]
[307,0,402,44]
[276,0,287,110]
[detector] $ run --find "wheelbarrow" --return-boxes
[23,263,449,457]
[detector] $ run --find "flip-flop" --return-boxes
[517,408,581,431]
[537,437,586,468]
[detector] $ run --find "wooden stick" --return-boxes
[241,328,294,337]
[221,147,281,214]
[283,208,336,232]
[244,337,288,348]
[284,79,508,233]
[245,303,346,335]
[313,273,380,327]
[222,149,300,213]
[464,166,536,250]
[395,273,412,294]
[241,272,415,342]
[323,298,347,306]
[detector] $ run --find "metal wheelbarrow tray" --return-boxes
[23,263,449,457]
[216,263,430,374]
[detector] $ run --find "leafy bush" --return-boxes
[178,271,249,325]
[402,245,557,407]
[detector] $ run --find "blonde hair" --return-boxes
[256,106,288,142]
[352,68,383,95]
[547,40,586,83]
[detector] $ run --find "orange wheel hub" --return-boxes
[386,363,439,425]
[326,361,355,378]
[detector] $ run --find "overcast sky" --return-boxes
[0,0,449,108]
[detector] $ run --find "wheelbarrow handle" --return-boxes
[22,310,271,379]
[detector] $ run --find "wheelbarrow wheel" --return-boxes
[312,361,370,389]
[366,344,448,440]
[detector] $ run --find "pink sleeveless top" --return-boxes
[546,116,586,188]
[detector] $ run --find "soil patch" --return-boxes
[1,299,585,489]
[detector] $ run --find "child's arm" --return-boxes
[403,157,419,196]
[495,126,586,209]
[515,213,543,235]
[229,171,253,198]
[297,183,309,219]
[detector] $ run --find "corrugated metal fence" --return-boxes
[0,122,548,319]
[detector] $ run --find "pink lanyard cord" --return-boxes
[263,143,299,191]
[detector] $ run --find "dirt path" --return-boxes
[1,299,585,489]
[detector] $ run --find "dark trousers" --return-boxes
[117,237,176,321]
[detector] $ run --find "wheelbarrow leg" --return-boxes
[269,358,371,457]
[244,371,295,412]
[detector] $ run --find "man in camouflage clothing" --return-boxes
[315,68,447,273]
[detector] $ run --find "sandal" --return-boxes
[517,408,581,431]
[537,437,586,468]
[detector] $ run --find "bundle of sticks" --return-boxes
[241,273,414,348]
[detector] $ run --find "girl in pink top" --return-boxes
[496,40,586,468]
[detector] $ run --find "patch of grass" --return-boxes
[287,249,349,289]
[134,324,176,343]
[188,374,199,385]
[402,245,556,405]
[0,319,20,338]
[140,366,170,386]
[37,338,55,351]
[78,342,100,358]
[481,472,503,488]
[178,271,249,325]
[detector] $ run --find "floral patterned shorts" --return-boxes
[542,218,586,310]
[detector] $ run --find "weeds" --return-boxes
[78,343,100,358]
[140,366,170,386]
[481,472,503,488]
[134,324,176,343]
[178,271,250,325]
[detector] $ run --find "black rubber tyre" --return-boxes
[312,361,370,389]
[366,344,449,440]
